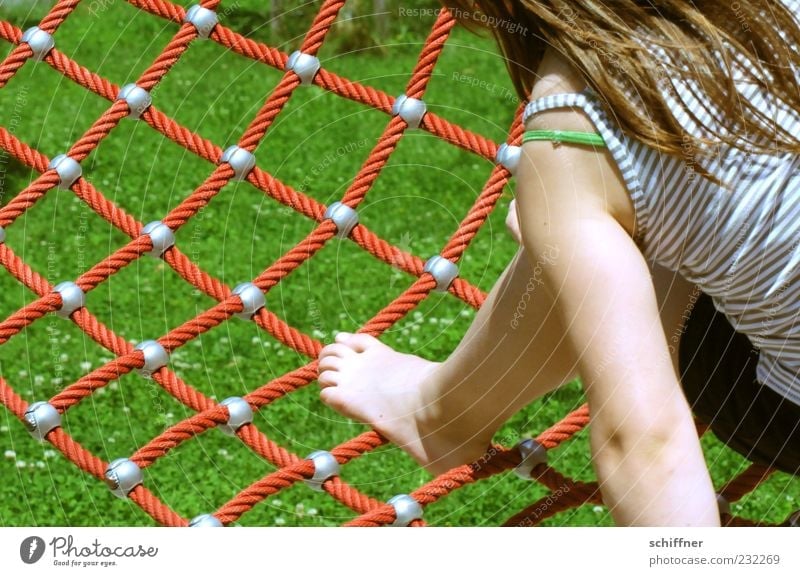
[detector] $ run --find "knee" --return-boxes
[590,410,686,465]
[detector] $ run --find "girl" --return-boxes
[317,0,800,526]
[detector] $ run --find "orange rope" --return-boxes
[0,0,785,527]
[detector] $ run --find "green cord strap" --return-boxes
[523,129,606,148]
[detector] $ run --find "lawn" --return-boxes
[0,0,797,527]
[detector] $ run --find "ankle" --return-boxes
[415,367,497,449]
[414,362,447,425]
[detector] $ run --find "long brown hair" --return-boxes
[441,0,800,159]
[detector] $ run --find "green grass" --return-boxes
[1,0,798,527]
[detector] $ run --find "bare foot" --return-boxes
[318,333,493,475]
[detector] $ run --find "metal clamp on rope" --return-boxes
[117,84,152,119]
[513,438,547,480]
[392,94,427,129]
[184,5,218,38]
[140,221,175,258]
[48,154,82,189]
[23,401,61,441]
[323,202,359,239]
[105,458,143,499]
[189,514,223,527]
[21,27,54,61]
[134,340,169,378]
[217,397,253,436]
[423,255,458,292]
[219,146,256,181]
[387,494,423,526]
[53,281,85,318]
[304,450,340,492]
[286,51,321,85]
[495,143,522,175]
[231,282,266,320]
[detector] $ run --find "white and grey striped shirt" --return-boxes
[523,64,800,406]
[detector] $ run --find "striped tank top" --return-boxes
[522,62,800,406]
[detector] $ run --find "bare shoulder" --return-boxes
[530,48,588,99]
[520,48,636,237]
[525,48,596,134]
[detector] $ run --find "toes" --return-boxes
[334,331,380,353]
[319,386,342,409]
[317,355,342,374]
[320,387,360,421]
[333,332,356,346]
[317,369,341,389]
[319,343,356,361]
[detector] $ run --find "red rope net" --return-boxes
[0,0,793,527]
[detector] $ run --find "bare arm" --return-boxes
[515,52,718,525]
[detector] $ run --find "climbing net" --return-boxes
[0,0,795,527]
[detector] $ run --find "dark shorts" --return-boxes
[679,293,800,475]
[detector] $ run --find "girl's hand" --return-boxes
[505,199,522,245]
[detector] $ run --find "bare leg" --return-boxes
[319,250,703,483]
[319,247,579,474]
[587,263,716,525]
